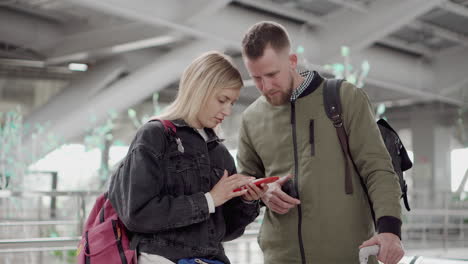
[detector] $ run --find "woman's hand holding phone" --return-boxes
[240,180,270,201]
[209,170,254,207]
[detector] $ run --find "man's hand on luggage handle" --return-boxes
[260,174,300,214]
[359,233,404,264]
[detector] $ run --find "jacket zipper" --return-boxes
[291,100,306,264]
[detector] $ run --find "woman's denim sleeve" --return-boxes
[109,145,210,234]
[221,197,259,241]
[221,152,260,241]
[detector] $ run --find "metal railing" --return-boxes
[0,190,100,263]
[1,190,468,263]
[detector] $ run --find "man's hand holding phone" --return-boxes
[233,177,279,192]
[261,174,301,214]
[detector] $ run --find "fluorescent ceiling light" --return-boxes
[110,36,176,53]
[68,63,88,72]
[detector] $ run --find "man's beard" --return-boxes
[265,90,291,106]
[265,76,294,106]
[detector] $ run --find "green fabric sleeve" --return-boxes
[236,115,265,178]
[341,82,402,221]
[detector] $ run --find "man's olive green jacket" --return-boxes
[237,74,402,264]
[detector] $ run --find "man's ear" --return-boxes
[289,53,298,70]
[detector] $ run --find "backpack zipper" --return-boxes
[112,220,128,264]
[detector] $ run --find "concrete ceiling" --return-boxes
[1,0,468,144]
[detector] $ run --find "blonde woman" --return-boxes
[108,51,266,264]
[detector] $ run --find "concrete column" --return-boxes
[410,104,453,208]
[433,126,453,207]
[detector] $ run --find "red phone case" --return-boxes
[233,176,280,192]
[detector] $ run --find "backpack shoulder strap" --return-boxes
[323,79,354,194]
[147,118,176,135]
[323,80,379,222]
[148,118,184,153]
[160,120,176,135]
[323,79,344,122]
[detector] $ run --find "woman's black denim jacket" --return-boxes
[108,119,259,263]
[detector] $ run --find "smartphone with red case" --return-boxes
[233,176,280,192]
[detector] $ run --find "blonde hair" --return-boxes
[156,51,243,127]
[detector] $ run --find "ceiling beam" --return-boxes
[25,58,127,127]
[43,22,166,60]
[440,1,468,18]
[366,77,463,106]
[440,77,468,96]
[33,40,222,145]
[234,0,323,25]
[0,9,63,51]
[433,47,468,102]
[65,0,463,106]
[46,29,181,65]
[186,0,232,23]
[326,0,368,13]
[47,0,232,64]
[409,20,468,46]
[316,0,445,62]
[378,36,434,58]
[64,0,237,46]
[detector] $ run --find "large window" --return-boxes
[451,148,468,192]
[29,144,129,190]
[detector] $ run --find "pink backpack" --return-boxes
[77,192,136,264]
[77,120,177,264]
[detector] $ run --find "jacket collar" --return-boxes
[297,71,325,99]
[171,119,222,143]
[171,119,190,128]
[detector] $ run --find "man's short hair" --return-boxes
[242,21,291,60]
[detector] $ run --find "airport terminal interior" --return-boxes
[0,0,468,263]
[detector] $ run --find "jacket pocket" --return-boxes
[309,120,315,156]
[166,151,198,195]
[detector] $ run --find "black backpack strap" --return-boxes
[324,79,378,223]
[323,79,344,123]
[323,79,354,194]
